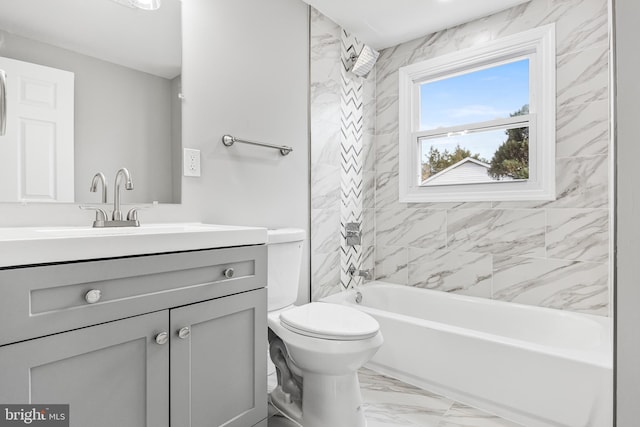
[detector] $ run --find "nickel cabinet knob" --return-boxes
[223,268,234,279]
[155,332,168,345]
[178,326,190,339]
[84,289,102,304]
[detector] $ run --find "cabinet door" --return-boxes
[0,311,169,427]
[171,288,267,427]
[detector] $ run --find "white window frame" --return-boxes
[398,24,556,203]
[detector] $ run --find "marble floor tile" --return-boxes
[359,368,453,426]
[363,405,434,427]
[267,368,519,427]
[437,403,523,427]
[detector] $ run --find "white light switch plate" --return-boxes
[183,148,201,177]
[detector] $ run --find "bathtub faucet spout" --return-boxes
[348,264,372,280]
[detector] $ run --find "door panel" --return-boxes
[170,289,267,427]
[0,311,169,427]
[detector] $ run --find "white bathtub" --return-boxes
[322,282,612,427]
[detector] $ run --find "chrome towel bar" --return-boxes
[221,134,293,156]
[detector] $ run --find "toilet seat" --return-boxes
[279,302,379,341]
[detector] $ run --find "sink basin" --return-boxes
[35,223,238,237]
[0,223,268,268]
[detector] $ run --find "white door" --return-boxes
[0,57,74,202]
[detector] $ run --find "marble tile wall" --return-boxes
[310,8,342,300]
[310,8,376,300]
[373,0,610,316]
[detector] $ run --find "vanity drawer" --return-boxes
[0,245,266,346]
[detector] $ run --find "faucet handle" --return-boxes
[126,206,149,222]
[79,205,108,227]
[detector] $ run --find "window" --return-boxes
[398,25,556,202]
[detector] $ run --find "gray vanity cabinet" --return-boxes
[170,289,267,427]
[0,310,170,427]
[0,245,268,427]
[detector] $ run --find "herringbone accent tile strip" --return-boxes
[339,29,364,290]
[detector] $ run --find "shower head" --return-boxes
[347,45,380,78]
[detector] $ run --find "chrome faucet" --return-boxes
[80,168,141,228]
[112,167,134,221]
[348,264,372,280]
[89,172,108,204]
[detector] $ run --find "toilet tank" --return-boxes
[267,228,305,311]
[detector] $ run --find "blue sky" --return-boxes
[420,59,529,161]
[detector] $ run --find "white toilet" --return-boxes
[267,228,383,427]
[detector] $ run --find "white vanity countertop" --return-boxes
[0,223,268,268]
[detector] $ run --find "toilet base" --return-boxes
[300,372,367,427]
[270,386,303,423]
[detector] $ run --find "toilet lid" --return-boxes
[279,302,379,340]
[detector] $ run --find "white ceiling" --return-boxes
[302,0,531,50]
[0,0,529,78]
[0,0,181,79]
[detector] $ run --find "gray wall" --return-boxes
[0,0,310,302]
[613,0,638,423]
[0,31,177,203]
[181,0,310,302]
